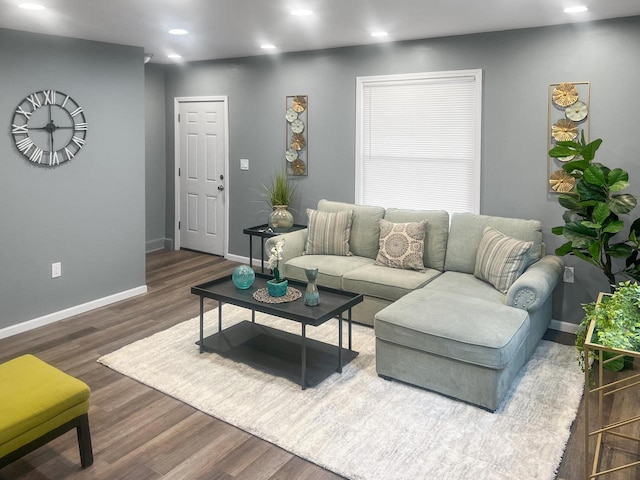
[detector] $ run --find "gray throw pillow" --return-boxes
[474,226,533,293]
[305,209,353,256]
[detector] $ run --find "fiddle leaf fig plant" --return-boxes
[550,132,640,291]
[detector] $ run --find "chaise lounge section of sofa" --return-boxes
[265,199,563,410]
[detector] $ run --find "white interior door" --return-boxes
[177,99,227,255]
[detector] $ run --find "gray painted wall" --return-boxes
[0,28,146,330]
[161,16,640,326]
[145,64,167,251]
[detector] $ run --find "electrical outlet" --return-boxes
[563,266,574,283]
[52,262,62,278]
[240,158,249,170]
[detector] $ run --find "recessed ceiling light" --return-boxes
[168,29,189,35]
[563,6,588,13]
[291,9,313,16]
[167,54,182,59]
[18,3,46,10]
[371,31,389,38]
[261,44,277,50]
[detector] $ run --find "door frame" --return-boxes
[173,96,230,256]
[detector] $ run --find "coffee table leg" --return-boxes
[218,302,223,332]
[338,313,343,373]
[199,297,204,354]
[301,323,307,390]
[348,307,353,351]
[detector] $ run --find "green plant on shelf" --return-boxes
[576,280,640,372]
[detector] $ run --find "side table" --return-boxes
[243,224,306,272]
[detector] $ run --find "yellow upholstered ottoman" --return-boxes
[0,354,93,469]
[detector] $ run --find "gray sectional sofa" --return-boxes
[265,199,563,410]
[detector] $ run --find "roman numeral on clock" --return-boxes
[49,151,60,166]
[11,124,29,134]
[43,90,56,105]
[29,147,44,164]
[15,106,32,119]
[26,93,42,109]
[16,137,35,155]
[72,136,86,148]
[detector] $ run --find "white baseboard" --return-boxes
[549,319,578,334]
[0,285,148,340]
[146,237,174,253]
[226,254,263,269]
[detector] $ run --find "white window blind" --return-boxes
[355,70,482,215]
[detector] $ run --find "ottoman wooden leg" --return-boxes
[77,414,93,468]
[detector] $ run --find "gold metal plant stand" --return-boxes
[583,293,640,479]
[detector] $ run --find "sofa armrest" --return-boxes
[506,255,564,311]
[264,229,308,267]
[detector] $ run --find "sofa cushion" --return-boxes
[375,219,427,271]
[474,227,533,293]
[383,208,449,271]
[285,255,375,290]
[343,264,441,301]
[305,208,353,256]
[445,213,543,274]
[374,289,530,369]
[317,199,385,259]
[424,271,507,304]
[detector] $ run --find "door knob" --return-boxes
[218,185,224,191]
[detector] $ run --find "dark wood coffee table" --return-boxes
[191,273,363,389]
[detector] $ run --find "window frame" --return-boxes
[354,69,483,214]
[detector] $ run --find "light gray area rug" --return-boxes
[98,305,583,480]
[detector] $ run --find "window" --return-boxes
[355,69,482,215]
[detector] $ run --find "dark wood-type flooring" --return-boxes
[1,249,638,479]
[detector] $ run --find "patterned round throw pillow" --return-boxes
[375,219,427,271]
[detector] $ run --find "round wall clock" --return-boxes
[11,89,88,166]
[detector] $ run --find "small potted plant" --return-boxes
[267,238,288,297]
[264,170,296,232]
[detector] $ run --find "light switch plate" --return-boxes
[240,158,249,170]
[52,262,62,278]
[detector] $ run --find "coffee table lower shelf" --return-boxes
[198,320,359,388]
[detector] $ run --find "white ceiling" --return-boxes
[1,0,640,63]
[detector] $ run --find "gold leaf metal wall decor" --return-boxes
[547,81,590,193]
[565,101,588,122]
[286,95,308,176]
[552,82,579,107]
[552,118,578,141]
[291,133,306,151]
[549,169,576,193]
[292,96,307,113]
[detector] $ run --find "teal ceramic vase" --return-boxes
[267,278,288,297]
[232,265,255,289]
[304,267,319,306]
